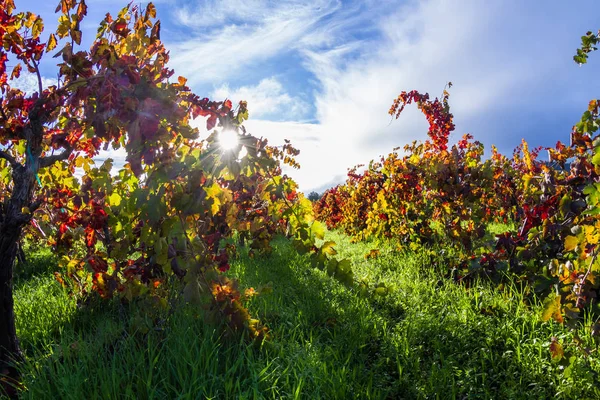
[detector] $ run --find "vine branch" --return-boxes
[39,146,73,168]
[0,150,18,168]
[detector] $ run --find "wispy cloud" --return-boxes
[173,0,273,28]
[166,0,341,85]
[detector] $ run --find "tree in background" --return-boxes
[307,191,321,202]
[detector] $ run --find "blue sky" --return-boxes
[13,0,600,192]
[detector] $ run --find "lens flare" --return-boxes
[219,129,239,151]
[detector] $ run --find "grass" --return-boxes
[6,232,600,399]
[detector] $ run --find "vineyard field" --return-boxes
[11,231,600,399]
[2,1,600,398]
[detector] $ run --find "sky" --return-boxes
[12,0,600,193]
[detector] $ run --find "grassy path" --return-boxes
[8,233,600,399]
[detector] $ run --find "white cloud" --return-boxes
[212,78,309,119]
[167,0,531,192]
[243,119,321,146]
[9,72,57,94]
[210,0,600,193]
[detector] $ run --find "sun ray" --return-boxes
[218,129,239,151]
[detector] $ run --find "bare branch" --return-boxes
[39,146,73,168]
[32,60,43,94]
[0,150,18,168]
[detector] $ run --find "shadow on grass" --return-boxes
[228,236,403,398]
[12,252,268,398]
[10,235,600,399]
[231,234,597,399]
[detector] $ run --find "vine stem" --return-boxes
[576,248,597,308]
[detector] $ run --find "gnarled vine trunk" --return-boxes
[0,227,23,396]
[0,151,39,397]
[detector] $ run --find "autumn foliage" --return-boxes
[315,84,600,329]
[0,2,355,390]
[2,0,600,394]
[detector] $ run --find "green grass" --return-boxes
[7,232,600,399]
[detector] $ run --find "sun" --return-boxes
[218,129,239,151]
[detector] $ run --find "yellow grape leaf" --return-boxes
[321,241,337,256]
[210,199,221,216]
[523,174,532,190]
[587,272,596,285]
[46,33,57,52]
[108,192,122,207]
[32,17,43,39]
[522,139,534,171]
[311,220,326,240]
[205,183,223,215]
[541,294,563,323]
[584,225,600,245]
[564,235,579,252]
[57,14,70,38]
